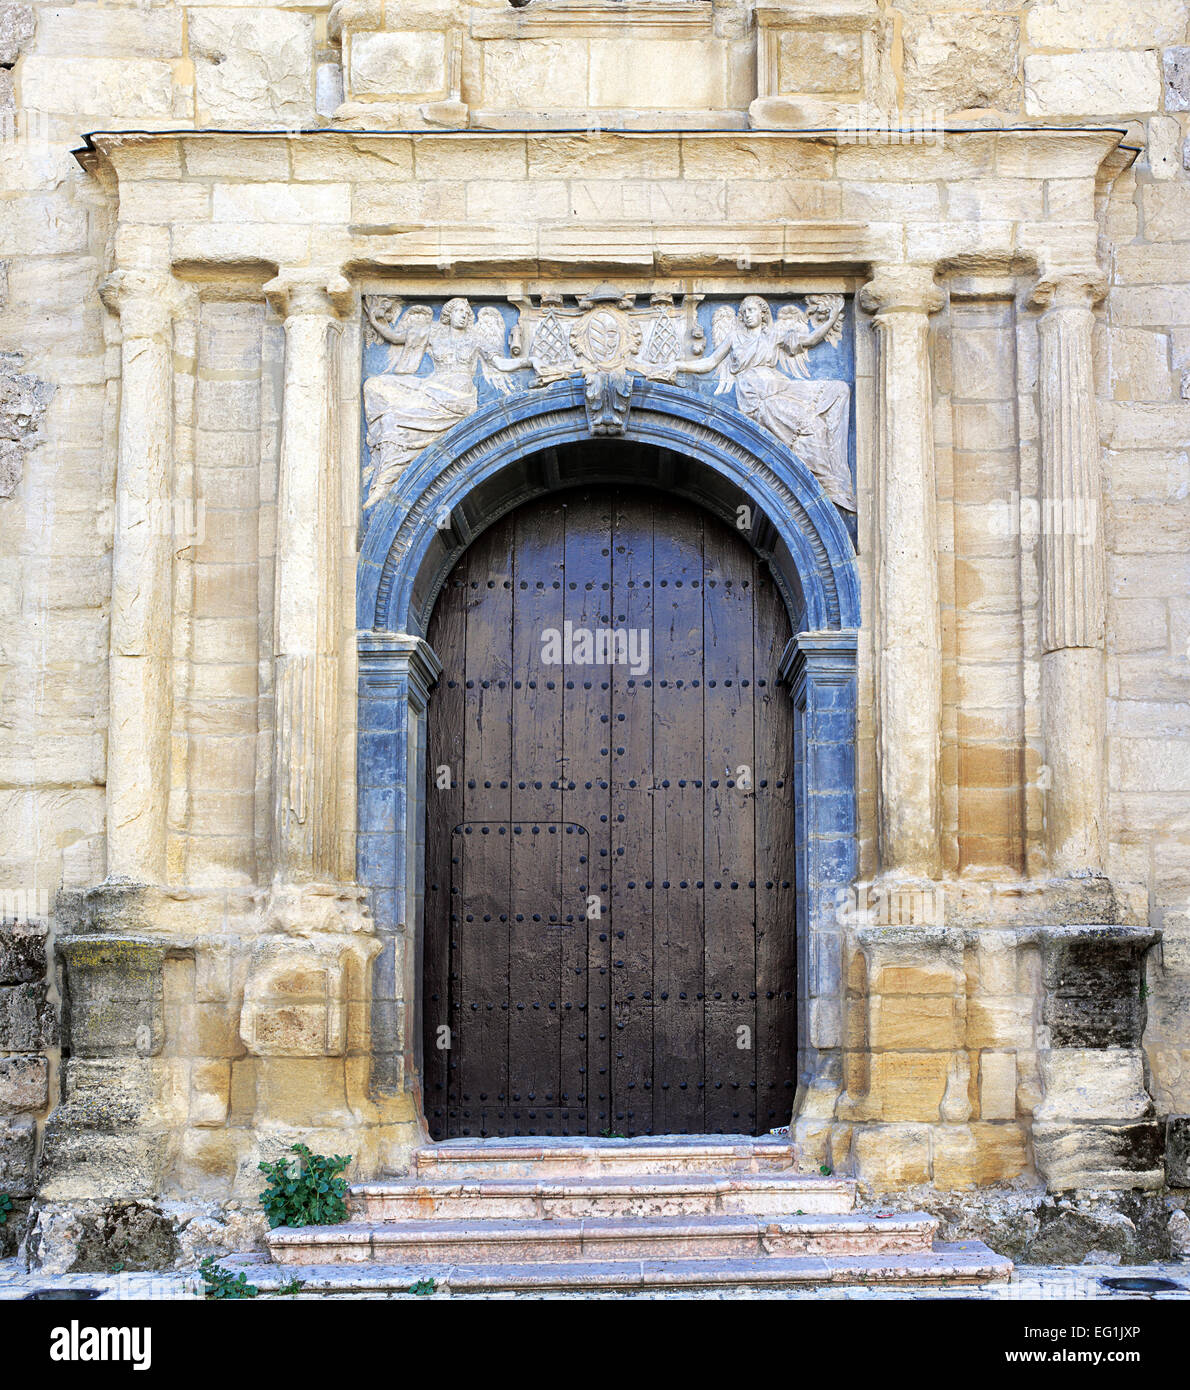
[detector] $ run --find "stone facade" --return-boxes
[1,0,1189,1266]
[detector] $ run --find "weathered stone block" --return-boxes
[350,30,446,99]
[1025,52,1162,118]
[1034,1120,1165,1191]
[932,1122,1028,1188]
[190,9,315,125]
[37,1126,166,1201]
[852,1123,932,1189]
[0,922,47,984]
[903,15,1020,112]
[776,31,861,94]
[1041,928,1154,1048]
[0,981,57,1050]
[979,1051,1017,1120]
[1027,1,1189,50]
[53,1059,155,1130]
[0,1116,36,1197]
[0,3,35,66]
[59,938,164,1057]
[0,1055,48,1114]
[1167,1115,1190,1187]
[1035,1048,1152,1122]
[1165,47,1190,113]
[869,994,962,1050]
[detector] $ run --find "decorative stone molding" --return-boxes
[752,0,894,129]
[859,264,945,881]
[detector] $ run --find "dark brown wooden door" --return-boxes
[423,483,796,1138]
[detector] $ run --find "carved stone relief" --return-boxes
[361,288,854,512]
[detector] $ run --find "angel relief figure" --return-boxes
[661,294,855,512]
[362,296,526,508]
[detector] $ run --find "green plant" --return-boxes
[276,1276,305,1296]
[258,1143,352,1229]
[819,1164,833,1176]
[1140,980,1149,1000]
[0,1193,13,1226]
[199,1256,258,1300]
[409,1278,436,1296]
[600,1128,627,1139]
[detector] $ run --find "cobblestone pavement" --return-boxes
[1,1257,1188,1300]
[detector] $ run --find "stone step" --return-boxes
[268,1211,939,1266]
[235,1242,1012,1295]
[351,1172,855,1221]
[412,1134,798,1180]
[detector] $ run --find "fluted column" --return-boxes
[99,268,182,885]
[264,271,355,885]
[859,265,946,880]
[1030,268,1108,874]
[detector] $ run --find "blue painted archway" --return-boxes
[358,378,860,637]
[356,377,860,1125]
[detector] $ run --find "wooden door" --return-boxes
[422,483,797,1138]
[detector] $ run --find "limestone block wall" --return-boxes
[0,0,1186,1213]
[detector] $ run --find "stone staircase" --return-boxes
[243,1136,1012,1295]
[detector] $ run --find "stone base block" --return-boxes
[0,1116,36,1197]
[1033,1120,1165,1192]
[1167,1116,1190,1188]
[37,1126,168,1202]
[851,1123,932,1190]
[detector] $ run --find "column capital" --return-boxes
[359,631,443,706]
[858,263,945,318]
[264,270,357,321]
[1028,266,1107,312]
[99,268,184,341]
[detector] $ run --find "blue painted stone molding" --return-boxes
[358,378,860,640]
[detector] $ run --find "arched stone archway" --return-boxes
[357,379,860,1132]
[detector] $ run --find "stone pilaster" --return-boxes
[98,268,183,886]
[859,265,946,881]
[781,629,858,1172]
[1030,269,1108,876]
[263,272,356,886]
[358,632,443,1096]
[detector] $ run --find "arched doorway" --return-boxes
[356,378,860,1142]
[421,475,797,1138]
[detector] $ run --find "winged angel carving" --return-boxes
[665,294,854,512]
[362,296,525,508]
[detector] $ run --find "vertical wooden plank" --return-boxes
[423,566,465,1138]
[509,497,566,1135]
[455,521,514,1135]
[754,565,798,1133]
[651,502,706,1133]
[559,489,613,1134]
[702,518,759,1132]
[609,486,655,1136]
